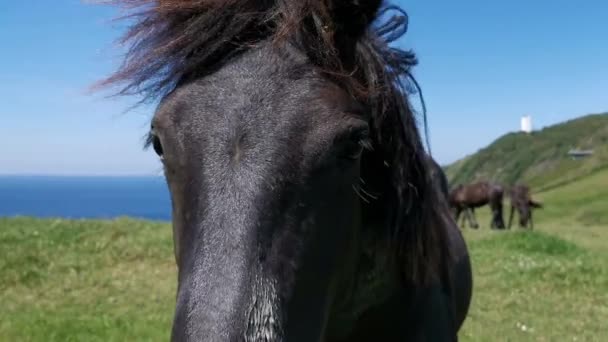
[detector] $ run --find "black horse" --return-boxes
[100,1,472,340]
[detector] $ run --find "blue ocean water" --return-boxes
[0,176,172,221]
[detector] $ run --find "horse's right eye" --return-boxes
[152,135,164,158]
[147,131,164,160]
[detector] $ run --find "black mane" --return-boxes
[100,0,450,285]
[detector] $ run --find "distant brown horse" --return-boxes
[507,185,543,229]
[448,187,476,228]
[449,181,506,229]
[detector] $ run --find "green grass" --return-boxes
[535,168,608,228]
[456,168,608,341]
[1,168,608,341]
[0,217,177,342]
[445,112,608,191]
[459,228,608,341]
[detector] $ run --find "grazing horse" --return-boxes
[448,185,476,229]
[100,1,472,340]
[508,184,543,229]
[449,181,505,229]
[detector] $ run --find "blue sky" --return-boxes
[1,1,606,175]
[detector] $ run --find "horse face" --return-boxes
[150,46,368,341]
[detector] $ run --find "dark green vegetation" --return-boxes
[446,113,608,191]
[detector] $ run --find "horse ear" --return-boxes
[333,1,384,32]
[290,0,383,71]
[330,0,383,39]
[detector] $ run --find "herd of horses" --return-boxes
[448,181,543,230]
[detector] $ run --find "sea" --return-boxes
[0,176,172,221]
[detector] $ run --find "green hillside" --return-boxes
[445,113,608,191]
[535,167,608,227]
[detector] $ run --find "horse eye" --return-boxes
[147,132,164,158]
[152,136,164,157]
[343,128,371,160]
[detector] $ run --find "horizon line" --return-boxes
[0,173,164,178]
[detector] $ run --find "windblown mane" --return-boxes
[100,0,450,286]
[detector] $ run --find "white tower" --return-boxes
[521,115,532,134]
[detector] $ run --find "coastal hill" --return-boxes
[445,113,608,191]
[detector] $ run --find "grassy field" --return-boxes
[459,169,608,341]
[1,171,607,341]
[0,218,177,341]
[459,226,608,341]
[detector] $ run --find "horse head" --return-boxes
[100,1,467,340]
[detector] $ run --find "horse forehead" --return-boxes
[172,69,312,124]
[154,46,361,151]
[170,83,354,143]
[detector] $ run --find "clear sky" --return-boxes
[1,0,606,175]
